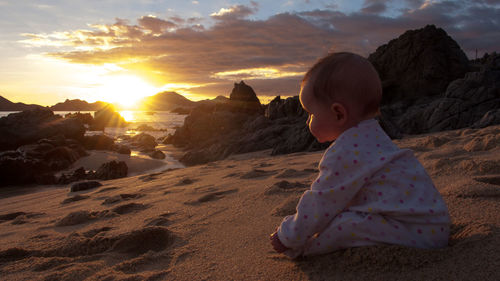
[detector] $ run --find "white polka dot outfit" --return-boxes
[277,119,450,258]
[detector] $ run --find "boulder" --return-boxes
[368,25,469,106]
[0,151,53,186]
[396,52,500,133]
[83,135,115,150]
[149,150,166,159]
[131,133,157,152]
[91,105,128,130]
[95,160,128,180]
[0,108,85,151]
[226,81,263,114]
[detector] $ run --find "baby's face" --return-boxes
[300,79,344,143]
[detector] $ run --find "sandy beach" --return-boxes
[1,125,499,281]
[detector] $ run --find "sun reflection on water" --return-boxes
[120,110,135,122]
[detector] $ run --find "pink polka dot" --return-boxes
[337,226,342,231]
[354,143,358,147]
[363,196,367,201]
[381,174,386,179]
[335,172,339,176]
[365,237,371,241]
[409,184,415,188]
[393,225,399,229]
[441,227,444,232]
[364,177,368,181]
[380,157,385,161]
[399,199,404,203]
[353,160,358,164]
[317,242,321,246]
[378,192,383,196]
[417,229,422,234]
[324,213,329,217]
[419,197,424,202]
[338,214,343,218]
[337,156,342,160]
[304,215,308,219]
[367,216,372,220]
[433,199,437,203]
[317,179,320,183]
[429,209,434,214]
[376,144,380,147]
[341,186,345,190]
[318,191,323,195]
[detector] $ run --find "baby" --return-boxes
[270,52,450,258]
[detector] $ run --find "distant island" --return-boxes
[0,91,230,112]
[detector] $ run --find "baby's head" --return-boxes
[300,52,382,142]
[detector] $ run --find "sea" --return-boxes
[0,110,188,172]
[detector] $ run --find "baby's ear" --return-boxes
[330,102,347,122]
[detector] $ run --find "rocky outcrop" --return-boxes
[0,95,43,111]
[368,25,469,106]
[392,52,500,134]
[0,108,85,151]
[90,105,128,130]
[226,81,263,114]
[95,160,128,180]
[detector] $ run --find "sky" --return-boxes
[0,0,499,107]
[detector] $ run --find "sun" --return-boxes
[95,75,159,108]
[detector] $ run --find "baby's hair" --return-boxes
[302,52,382,118]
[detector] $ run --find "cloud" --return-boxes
[21,1,500,99]
[361,0,387,14]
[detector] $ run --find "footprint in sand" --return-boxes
[264,180,309,195]
[55,210,108,226]
[82,226,113,238]
[452,180,500,199]
[275,168,318,179]
[185,189,239,205]
[61,194,90,205]
[102,193,145,205]
[138,172,163,182]
[144,212,174,227]
[175,178,197,186]
[271,195,302,216]
[474,175,500,186]
[240,169,277,179]
[0,212,45,225]
[95,187,119,193]
[112,202,150,215]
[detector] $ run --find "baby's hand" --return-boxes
[270,231,289,253]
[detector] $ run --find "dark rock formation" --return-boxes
[64,112,94,126]
[95,160,128,180]
[0,150,53,186]
[0,96,43,111]
[131,133,157,152]
[149,150,166,159]
[393,52,500,134]
[50,99,108,111]
[0,108,85,151]
[226,81,263,114]
[90,105,127,130]
[139,91,195,111]
[70,180,102,192]
[368,25,469,106]
[82,135,115,150]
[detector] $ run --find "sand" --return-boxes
[1,125,500,280]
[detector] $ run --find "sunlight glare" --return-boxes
[95,75,159,108]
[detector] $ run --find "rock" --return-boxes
[396,52,500,134]
[368,25,469,106]
[112,144,131,155]
[43,146,85,170]
[0,152,53,186]
[90,105,127,130]
[64,112,94,126]
[135,124,158,131]
[131,133,157,151]
[95,161,128,180]
[170,107,191,115]
[82,135,115,150]
[70,180,102,192]
[0,108,85,151]
[149,150,166,159]
[265,96,306,120]
[226,81,263,114]
[472,109,500,129]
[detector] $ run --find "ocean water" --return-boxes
[0,110,188,171]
